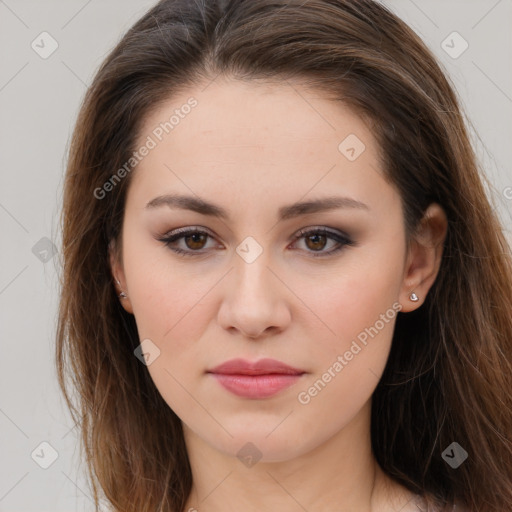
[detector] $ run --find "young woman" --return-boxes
[56,1,512,511]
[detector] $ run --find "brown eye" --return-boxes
[157,227,217,257]
[292,227,354,258]
[184,232,208,250]
[304,233,328,252]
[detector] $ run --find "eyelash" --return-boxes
[157,226,354,258]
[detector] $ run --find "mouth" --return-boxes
[206,358,306,399]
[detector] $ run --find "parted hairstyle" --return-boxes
[56,1,512,511]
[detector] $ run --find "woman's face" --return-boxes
[111,77,425,462]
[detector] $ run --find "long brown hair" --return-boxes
[56,1,512,510]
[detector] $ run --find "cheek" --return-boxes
[303,279,399,390]
[125,257,215,422]
[296,248,404,355]
[122,228,210,340]
[291,242,404,415]
[291,276,401,446]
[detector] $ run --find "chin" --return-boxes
[192,419,325,465]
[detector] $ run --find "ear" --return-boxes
[108,239,134,314]
[399,203,448,312]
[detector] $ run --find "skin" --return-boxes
[110,76,447,512]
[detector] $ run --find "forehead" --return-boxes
[136,77,377,161]
[127,77,391,216]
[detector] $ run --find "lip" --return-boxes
[208,358,305,376]
[207,358,306,399]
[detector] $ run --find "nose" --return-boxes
[217,250,291,340]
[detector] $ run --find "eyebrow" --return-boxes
[145,193,369,221]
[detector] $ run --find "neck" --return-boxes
[181,399,405,512]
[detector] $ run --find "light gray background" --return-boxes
[0,1,511,511]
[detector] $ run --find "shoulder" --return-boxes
[409,495,471,512]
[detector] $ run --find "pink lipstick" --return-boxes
[207,358,305,399]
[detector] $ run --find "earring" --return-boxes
[115,278,128,300]
[409,292,419,302]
